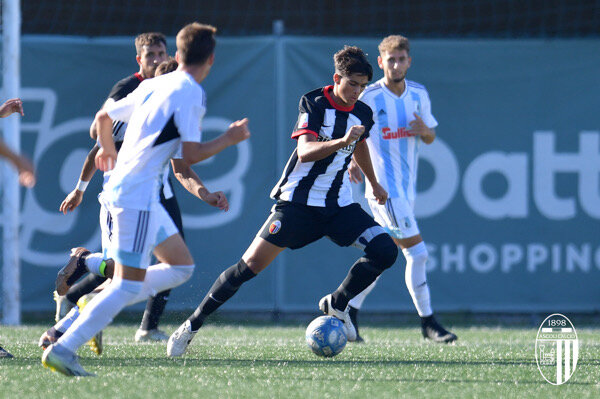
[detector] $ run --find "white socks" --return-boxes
[126,264,194,306]
[57,278,142,353]
[85,253,105,276]
[56,264,194,353]
[55,307,80,333]
[404,242,432,317]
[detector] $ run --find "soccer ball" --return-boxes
[305,315,347,357]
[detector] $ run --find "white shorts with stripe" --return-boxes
[367,197,420,240]
[102,203,179,269]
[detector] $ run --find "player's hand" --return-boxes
[371,181,388,205]
[409,113,434,141]
[0,98,24,118]
[95,147,117,172]
[15,155,36,188]
[60,189,84,214]
[348,159,363,184]
[341,125,364,146]
[225,118,251,145]
[203,191,229,211]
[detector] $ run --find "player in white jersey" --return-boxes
[42,23,251,376]
[348,35,457,343]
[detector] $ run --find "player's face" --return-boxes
[333,73,369,106]
[137,43,168,78]
[378,49,411,84]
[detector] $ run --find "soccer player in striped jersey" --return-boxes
[167,46,398,357]
[347,35,457,343]
[0,98,35,359]
[54,33,183,343]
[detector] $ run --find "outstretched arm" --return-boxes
[60,145,99,214]
[352,140,387,204]
[171,158,228,211]
[182,118,250,165]
[0,139,36,187]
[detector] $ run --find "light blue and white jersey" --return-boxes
[359,78,437,203]
[101,70,205,210]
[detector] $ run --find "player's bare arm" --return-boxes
[182,118,250,165]
[352,140,388,204]
[0,139,36,187]
[59,145,99,214]
[409,112,435,144]
[94,110,118,171]
[297,125,364,163]
[347,159,363,184]
[171,158,229,211]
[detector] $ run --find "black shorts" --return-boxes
[258,201,380,249]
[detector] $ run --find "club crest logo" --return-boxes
[269,220,282,234]
[535,313,578,385]
[298,113,309,128]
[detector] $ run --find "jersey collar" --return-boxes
[134,72,145,82]
[323,85,354,112]
[380,78,408,100]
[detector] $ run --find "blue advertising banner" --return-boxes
[1,36,598,312]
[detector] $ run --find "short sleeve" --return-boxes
[291,95,324,139]
[105,81,151,123]
[421,91,438,129]
[175,89,205,144]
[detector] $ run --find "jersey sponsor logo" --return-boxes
[298,112,309,128]
[382,127,413,140]
[269,220,282,234]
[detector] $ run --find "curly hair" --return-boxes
[333,45,373,81]
[134,32,167,56]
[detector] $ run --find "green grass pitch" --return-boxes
[1,323,598,398]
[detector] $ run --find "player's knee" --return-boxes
[174,264,195,285]
[115,278,144,295]
[222,259,256,288]
[365,234,398,271]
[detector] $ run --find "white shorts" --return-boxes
[368,197,420,240]
[103,203,179,269]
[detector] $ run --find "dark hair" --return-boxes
[378,35,410,55]
[155,57,178,76]
[134,32,167,56]
[333,45,373,81]
[176,22,217,66]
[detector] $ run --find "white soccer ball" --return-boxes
[305,315,347,357]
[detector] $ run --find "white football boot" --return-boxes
[318,294,357,341]
[167,320,196,357]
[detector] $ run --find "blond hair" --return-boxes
[378,35,410,55]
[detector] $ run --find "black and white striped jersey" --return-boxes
[105,73,144,146]
[271,85,374,208]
